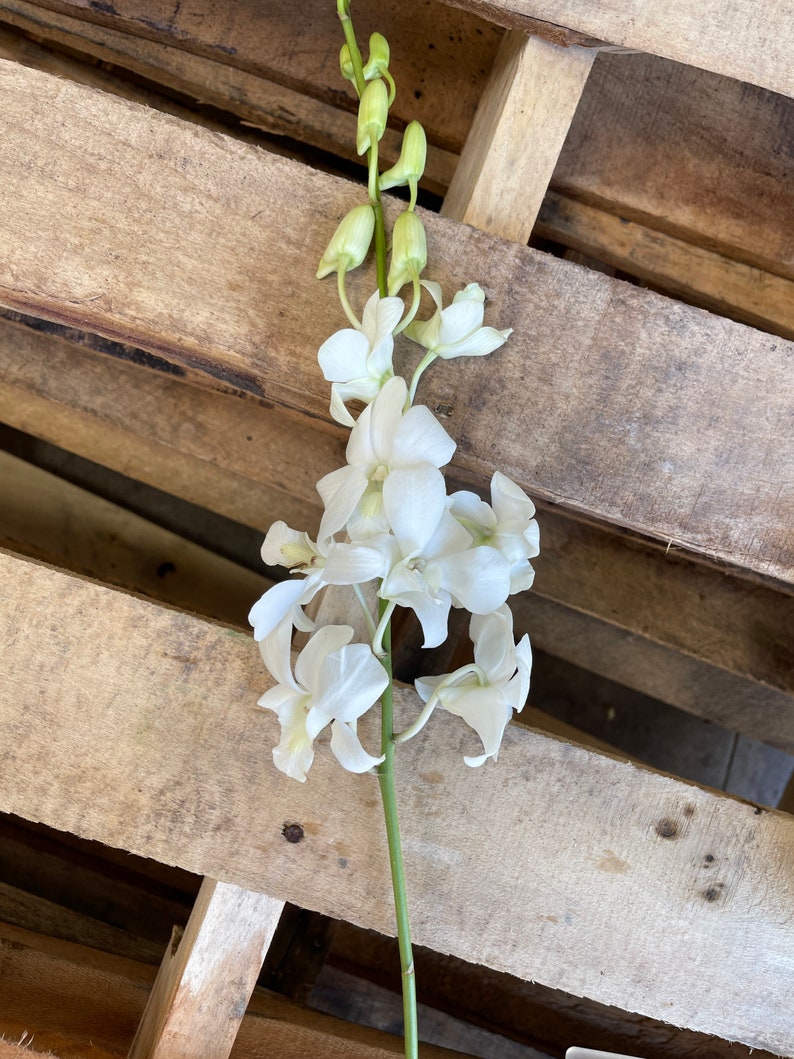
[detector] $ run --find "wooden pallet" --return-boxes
[0,1,792,1056]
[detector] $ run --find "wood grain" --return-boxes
[441,31,594,240]
[439,0,794,95]
[1,315,792,747]
[0,922,465,1058]
[0,61,791,582]
[535,191,794,338]
[1,550,792,1052]
[129,880,284,1059]
[2,7,790,322]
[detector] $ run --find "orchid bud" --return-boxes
[356,77,389,155]
[362,33,390,80]
[317,204,375,278]
[339,43,355,85]
[380,121,427,201]
[387,210,427,295]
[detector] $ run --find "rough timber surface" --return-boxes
[0,62,791,583]
[1,551,793,1053]
[2,315,792,749]
[439,0,794,95]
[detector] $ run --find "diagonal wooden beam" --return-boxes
[128,880,284,1059]
[1,550,792,1053]
[442,30,594,240]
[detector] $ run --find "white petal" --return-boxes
[330,720,385,774]
[391,404,456,468]
[383,465,447,555]
[345,399,377,468]
[449,490,497,537]
[315,642,388,721]
[329,384,357,427]
[470,606,516,684]
[437,546,510,614]
[270,696,315,782]
[318,328,370,382]
[295,625,353,691]
[368,376,409,462]
[509,560,536,594]
[414,672,444,703]
[257,683,301,715]
[440,684,512,767]
[396,589,451,649]
[437,298,484,347]
[438,326,511,361]
[323,541,387,584]
[420,279,444,313]
[372,295,406,342]
[259,613,300,691]
[249,579,308,642]
[514,634,532,712]
[491,471,536,523]
[452,282,485,305]
[317,466,368,543]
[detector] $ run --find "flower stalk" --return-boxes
[250,8,534,1059]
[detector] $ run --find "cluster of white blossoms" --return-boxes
[249,25,538,783]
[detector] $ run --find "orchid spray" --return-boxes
[249,4,539,1055]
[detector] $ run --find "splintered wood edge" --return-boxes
[0,60,791,582]
[1,550,792,1053]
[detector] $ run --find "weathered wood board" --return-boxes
[2,315,792,748]
[0,60,791,582]
[1,550,792,1052]
[0,922,466,1058]
[439,0,794,95]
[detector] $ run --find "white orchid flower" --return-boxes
[450,472,540,593]
[414,605,531,766]
[318,291,405,426]
[316,375,455,543]
[405,281,511,360]
[258,623,388,782]
[324,465,511,648]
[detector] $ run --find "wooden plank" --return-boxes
[1,316,792,748]
[0,63,791,582]
[129,880,284,1059]
[438,0,794,96]
[326,923,780,1059]
[535,191,794,338]
[441,31,594,240]
[555,52,794,282]
[1,551,792,1052]
[2,9,790,315]
[0,450,271,627]
[6,0,502,155]
[0,922,465,1058]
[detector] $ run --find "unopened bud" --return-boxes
[380,121,427,194]
[362,33,390,80]
[356,77,389,156]
[317,204,375,278]
[339,43,355,84]
[387,210,427,295]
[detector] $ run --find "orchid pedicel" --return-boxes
[248,5,539,1054]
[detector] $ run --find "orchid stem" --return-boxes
[408,349,438,404]
[337,269,362,329]
[394,275,422,337]
[376,600,418,1059]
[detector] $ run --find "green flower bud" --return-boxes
[387,210,427,295]
[379,121,427,200]
[339,43,355,85]
[356,77,389,156]
[362,33,390,80]
[316,204,375,278]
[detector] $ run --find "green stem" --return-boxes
[376,603,418,1059]
[408,349,438,404]
[338,1,388,297]
[337,268,362,329]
